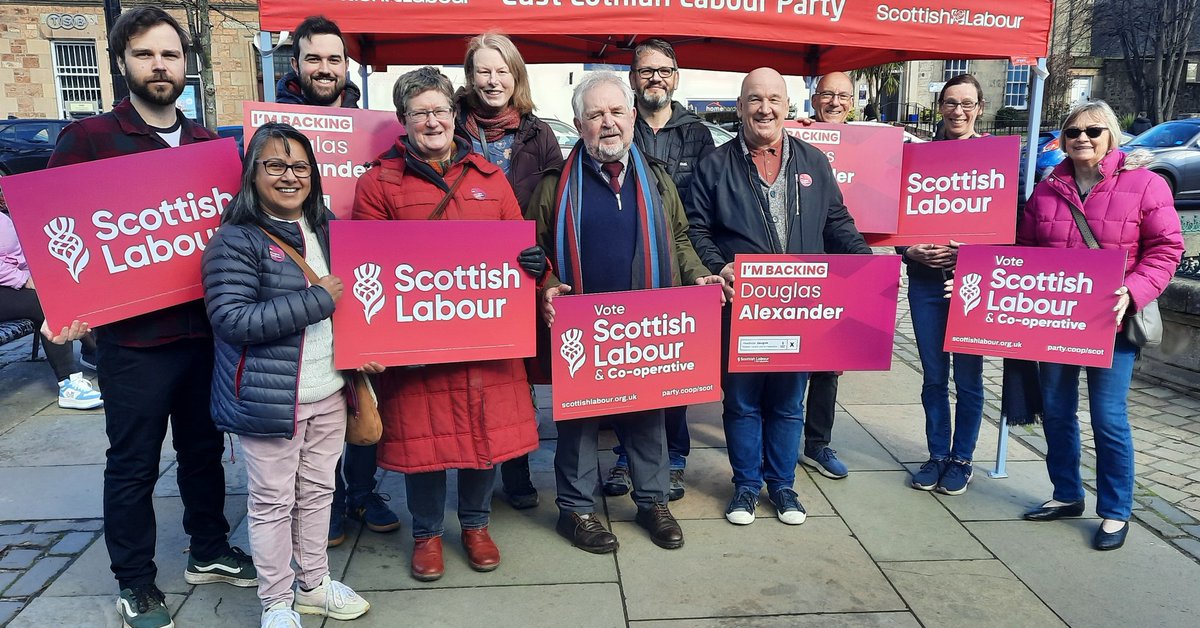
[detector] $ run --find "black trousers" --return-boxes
[803,371,839,451]
[0,285,77,380]
[98,337,230,589]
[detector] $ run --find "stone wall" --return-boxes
[0,1,259,127]
[1098,57,1200,119]
[1137,278,1200,396]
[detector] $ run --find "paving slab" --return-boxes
[0,464,104,520]
[825,411,905,472]
[343,500,618,591]
[681,401,727,451]
[9,593,184,628]
[614,517,904,621]
[836,361,926,406]
[0,413,109,467]
[0,362,56,435]
[605,448,834,523]
[338,583,627,628]
[847,404,1040,465]
[818,470,992,562]
[916,460,1098,522]
[881,559,1065,627]
[44,497,249,597]
[173,583,322,627]
[967,519,1200,627]
[631,613,922,627]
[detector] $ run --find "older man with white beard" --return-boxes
[527,71,726,554]
[598,38,718,504]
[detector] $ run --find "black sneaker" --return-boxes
[911,458,947,491]
[183,546,257,587]
[668,468,686,501]
[602,465,632,496]
[937,459,973,496]
[117,584,172,628]
[348,492,402,533]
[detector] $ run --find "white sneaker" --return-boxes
[261,601,302,628]
[294,575,369,620]
[59,372,103,409]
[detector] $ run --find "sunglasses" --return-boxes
[1063,127,1107,139]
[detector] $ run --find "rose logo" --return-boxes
[43,217,90,283]
[352,263,384,324]
[559,328,586,378]
[951,8,969,23]
[959,272,982,316]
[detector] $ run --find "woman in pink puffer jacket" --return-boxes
[1017,100,1183,551]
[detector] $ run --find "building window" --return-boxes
[943,60,969,81]
[273,44,293,80]
[1005,62,1030,109]
[1187,61,1200,84]
[52,41,102,119]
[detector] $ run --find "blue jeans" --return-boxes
[1040,335,1138,521]
[908,274,984,461]
[721,371,808,493]
[613,406,688,469]
[404,467,497,538]
[331,444,380,515]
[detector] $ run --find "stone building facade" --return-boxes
[0,0,260,127]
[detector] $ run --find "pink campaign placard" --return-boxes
[1,140,241,329]
[243,101,404,219]
[945,245,1127,368]
[728,254,901,372]
[550,285,723,421]
[784,121,903,234]
[329,220,535,369]
[867,134,1020,245]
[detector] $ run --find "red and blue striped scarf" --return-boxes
[553,142,676,293]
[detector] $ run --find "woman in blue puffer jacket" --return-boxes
[201,123,379,627]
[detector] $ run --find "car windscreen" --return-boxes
[1127,123,1200,148]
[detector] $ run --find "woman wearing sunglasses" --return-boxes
[202,123,378,626]
[1018,101,1182,550]
[901,73,989,497]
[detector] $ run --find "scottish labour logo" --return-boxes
[559,328,586,378]
[352,263,384,324]
[44,217,90,283]
[959,273,983,316]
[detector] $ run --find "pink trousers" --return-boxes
[241,390,346,608]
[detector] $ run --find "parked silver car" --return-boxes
[1122,119,1200,199]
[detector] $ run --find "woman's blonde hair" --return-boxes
[1061,100,1124,147]
[459,32,535,115]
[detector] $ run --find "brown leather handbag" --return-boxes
[258,227,383,445]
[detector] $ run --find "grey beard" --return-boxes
[637,90,671,111]
[586,140,630,163]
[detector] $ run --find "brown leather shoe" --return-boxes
[462,527,501,572]
[636,502,684,549]
[555,512,619,554]
[411,536,444,581]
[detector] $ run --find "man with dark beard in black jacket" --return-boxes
[601,39,716,504]
[275,15,362,108]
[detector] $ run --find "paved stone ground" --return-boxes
[891,286,1200,561]
[1,293,1199,627]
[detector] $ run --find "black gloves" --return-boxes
[517,245,549,279]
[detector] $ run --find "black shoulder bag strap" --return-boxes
[1067,204,1101,250]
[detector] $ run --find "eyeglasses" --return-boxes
[1063,126,1107,139]
[258,160,312,178]
[635,66,677,79]
[940,100,979,112]
[814,91,853,102]
[405,107,454,123]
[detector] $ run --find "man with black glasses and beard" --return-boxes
[46,8,256,627]
[601,39,715,504]
[274,15,400,547]
[275,15,361,108]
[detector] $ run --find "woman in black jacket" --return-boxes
[201,123,379,627]
[454,32,564,509]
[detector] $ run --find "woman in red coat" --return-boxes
[352,67,544,582]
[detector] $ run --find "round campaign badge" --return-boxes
[798,173,813,187]
[269,245,285,262]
